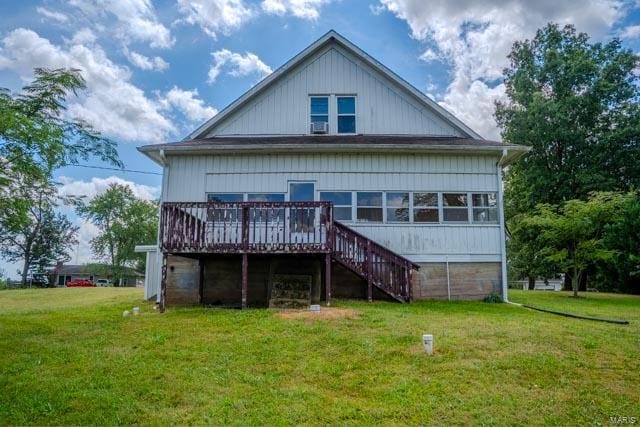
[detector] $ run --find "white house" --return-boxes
[138,30,528,309]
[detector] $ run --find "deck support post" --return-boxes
[325,253,331,306]
[366,240,373,303]
[241,253,248,309]
[160,252,167,313]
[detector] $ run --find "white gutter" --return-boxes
[497,148,509,302]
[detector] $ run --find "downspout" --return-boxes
[497,149,509,302]
[156,149,168,304]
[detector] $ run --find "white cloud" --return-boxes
[378,0,625,139]
[158,87,218,122]
[70,0,174,49]
[58,175,160,201]
[36,7,69,23]
[56,176,160,264]
[177,0,254,38]
[0,28,178,143]
[124,49,169,71]
[261,0,331,20]
[208,49,272,83]
[619,24,640,39]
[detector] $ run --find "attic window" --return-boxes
[310,97,329,124]
[337,96,356,133]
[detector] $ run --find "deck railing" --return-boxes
[333,221,419,302]
[159,201,418,302]
[160,201,333,254]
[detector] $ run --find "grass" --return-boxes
[0,288,638,425]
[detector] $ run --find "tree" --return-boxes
[601,193,640,294]
[496,24,640,210]
[0,68,121,236]
[0,177,78,285]
[519,193,625,297]
[78,184,158,284]
[495,24,639,287]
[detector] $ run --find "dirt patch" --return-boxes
[275,307,362,321]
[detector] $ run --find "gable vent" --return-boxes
[310,121,329,134]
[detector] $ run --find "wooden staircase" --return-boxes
[332,221,419,302]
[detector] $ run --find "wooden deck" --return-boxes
[158,201,419,310]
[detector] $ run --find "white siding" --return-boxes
[165,152,502,261]
[206,46,464,137]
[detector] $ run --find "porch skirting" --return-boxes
[163,255,502,307]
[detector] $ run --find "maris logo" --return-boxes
[610,416,637,424]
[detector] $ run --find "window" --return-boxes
[337,96,356,133]
[320,192,352,221]
[472,193,498,223]
[357,192,382,222]
[207,193,243,202]
[386,192,409,222]
[310,97,328,125]
[443,193,468,222]
[289,183,315,232]
[413,193,439,222]
[207,193,243,221]
[248,193,285,222]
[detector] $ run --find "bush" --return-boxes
[483,292,504,303]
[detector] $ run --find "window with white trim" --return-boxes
[472,193,498,223]
[386,192,409,222]
[248,193,285,222]
[413,193,439,223]
[357,192,382,222]
[443,193,468,222]
[206,193,243,222]
[337,96,356,133]
[310,96,328,127]
[320,192,352,221]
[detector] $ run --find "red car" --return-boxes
[66,279,96,287]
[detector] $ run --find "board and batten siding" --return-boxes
[205,45,464,137]
[164,153,502,262]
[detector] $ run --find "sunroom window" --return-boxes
[386,192,409,222]
[320,192,352,221]
[413,193,439,223]
[206,193,243,222]
[443,193,468,222]
[337,96,356,133]
[357,192,382,222]
[248,193,285,222]
[472,193,498,223]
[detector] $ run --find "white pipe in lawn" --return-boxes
[423,334,433,355]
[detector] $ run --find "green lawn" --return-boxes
[1,288,638,425]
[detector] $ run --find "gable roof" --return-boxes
[187,30,483,140]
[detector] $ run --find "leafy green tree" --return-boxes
[496,24,639,288]
[78,184,158,285]
[601,194,640,293]
[496,24,640,211]
[0,68,121,235]
[0,177,78,285]
[519,193,626,297]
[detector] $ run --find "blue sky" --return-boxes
[1,0,639,277]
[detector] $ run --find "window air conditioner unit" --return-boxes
[310,121,329,134]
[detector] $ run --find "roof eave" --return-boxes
[139,142,529,160]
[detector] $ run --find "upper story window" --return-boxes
[337,96,356,134]
[413,193,439,223]
[310,96,329,129]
